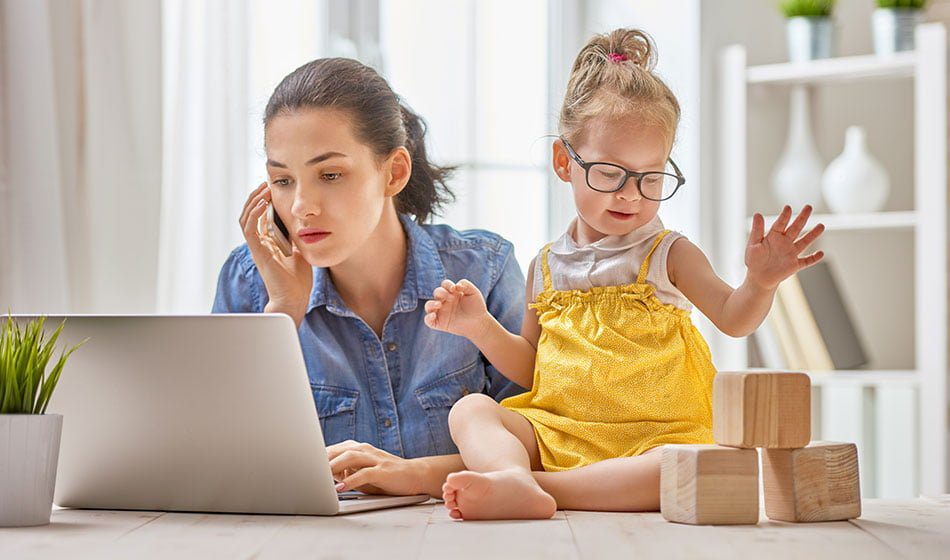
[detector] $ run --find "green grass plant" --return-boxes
[0,315,86,414]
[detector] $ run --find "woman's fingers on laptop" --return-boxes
[329,450,378,479]
[338,466,384,494]
[326,440,369,461]
[326,441,428,496]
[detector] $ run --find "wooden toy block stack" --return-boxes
[661,371,862,525]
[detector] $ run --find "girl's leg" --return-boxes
[531,447,663,512]
[442,393,556,520]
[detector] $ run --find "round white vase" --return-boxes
[821,126,890,214]
[771,86,826,212]
[0,414,63,527]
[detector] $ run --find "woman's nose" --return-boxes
[291,189,321,219]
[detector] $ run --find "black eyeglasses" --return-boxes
[560,137,686,201]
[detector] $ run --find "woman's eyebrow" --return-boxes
[266,152,348,168]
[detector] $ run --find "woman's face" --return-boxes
[553,116,671,243]
[264,108,409,267]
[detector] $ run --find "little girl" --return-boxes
[424,28,825,520]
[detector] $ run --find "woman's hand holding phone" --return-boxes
[240,182,313,327]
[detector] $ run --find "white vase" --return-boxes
[821,126,890,214]
[771,86,826,212]
[0,414,63,527]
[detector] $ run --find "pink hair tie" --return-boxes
[608,52,628,63]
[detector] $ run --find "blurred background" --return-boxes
[1,0,948,498]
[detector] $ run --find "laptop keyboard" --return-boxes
[337,491,371,501]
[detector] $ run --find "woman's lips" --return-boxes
[607,210,637,221]
[297,230,331,244]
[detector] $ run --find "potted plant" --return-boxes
[779,0,837,62]
[0,316,85,527]
[873,0,928,54]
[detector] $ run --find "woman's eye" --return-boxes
[322,172,342,182]
[270,178,290,187]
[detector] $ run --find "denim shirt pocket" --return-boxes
[311,384,359,446]
[414,360,486,455]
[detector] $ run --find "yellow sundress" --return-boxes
[501,229,717,472]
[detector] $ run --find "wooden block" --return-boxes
[762,441,862,522]
[660,444,759,525]
[713,371,811,448]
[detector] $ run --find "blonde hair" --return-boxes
[559,29,680,148]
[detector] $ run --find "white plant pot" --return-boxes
[872,8,925,55]
[0,414,63,527]
[786,16,834,62]
[821,126,890,214]
[771,86,826,212]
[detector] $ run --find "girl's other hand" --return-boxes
[746,204,825,291]
[423,279,490,341]
[239,182,313,324]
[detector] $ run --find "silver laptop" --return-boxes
[16,314,430,515]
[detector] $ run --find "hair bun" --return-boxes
[559,27,680,148]
[607,28,655,71]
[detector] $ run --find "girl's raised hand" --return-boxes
[746,204,826,291]
[423,279,489,340]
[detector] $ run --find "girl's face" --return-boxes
[553,116,672,243]
[264,108,410,267]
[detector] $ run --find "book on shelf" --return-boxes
[778,272,836,371]
[767,284,809,370]
[750,260,868,372]
[795,260,868,370]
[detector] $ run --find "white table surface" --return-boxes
[1,497,948,559]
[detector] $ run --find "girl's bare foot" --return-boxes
[441,468,557,521]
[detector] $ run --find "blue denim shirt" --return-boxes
[212,214,526,458]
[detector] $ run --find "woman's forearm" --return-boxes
[470,315,537,388]
[409,454,466,498]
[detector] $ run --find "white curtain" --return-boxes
[0,0,162,314]
[157,0,250,313]
[158,0,325,313]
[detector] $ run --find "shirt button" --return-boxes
[383,418,393,428]
[461,388,471,396]
[386,342,397,352]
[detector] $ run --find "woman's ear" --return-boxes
[384,147,412,197]
[552,140,572,182]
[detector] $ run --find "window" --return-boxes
[379,0,553,273]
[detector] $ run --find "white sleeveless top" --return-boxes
[530,215,693,311]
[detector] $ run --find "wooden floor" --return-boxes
[1,497,948,559]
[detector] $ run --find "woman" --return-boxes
[212,57,525,495]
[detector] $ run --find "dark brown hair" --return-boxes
[264,58,454,223]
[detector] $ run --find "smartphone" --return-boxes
[265,203,294,257]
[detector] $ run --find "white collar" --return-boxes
[551,214,665,255]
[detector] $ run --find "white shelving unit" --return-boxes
[717,24,947,497]
[748,210,918,232]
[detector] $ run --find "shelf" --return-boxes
[746,51,916,86]
[742,367,919,387]
[747,210,917,232]
[720,22,948,497]
[807,369,919,387]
